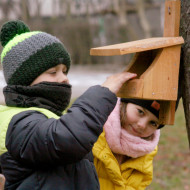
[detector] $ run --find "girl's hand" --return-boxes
[102,72,137,94]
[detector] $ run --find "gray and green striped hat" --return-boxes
[0,20,71,86]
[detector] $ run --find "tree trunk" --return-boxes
[179,0,190,148]
[21,0,29,22]
[136,0,152,38]
[35,0,42,19]
[65,0,72,20]
[114,0,138,40]
[1,0,13,21]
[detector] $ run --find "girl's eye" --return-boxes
[150,121,158,128]
[62,70,67,75]
[137,109,144,115]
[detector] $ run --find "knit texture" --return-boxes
[121,98,160,118]
[0,20,71,85]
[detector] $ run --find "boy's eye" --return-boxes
[62,70,67,75]
[47,69,56,74]
[49,71,56,74]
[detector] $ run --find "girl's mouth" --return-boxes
[131,125,142,136]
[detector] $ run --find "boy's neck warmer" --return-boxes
[3,82,72,116]
[104,98,160,158]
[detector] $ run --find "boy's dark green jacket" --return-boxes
[0,85,117,190]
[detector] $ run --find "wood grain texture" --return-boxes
[90,37,184,56]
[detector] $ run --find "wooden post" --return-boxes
[164,0,181,37]
[159,0,181,124]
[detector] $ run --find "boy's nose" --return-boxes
[58,73,69,84]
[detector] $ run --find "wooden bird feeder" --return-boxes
[90,0,184,125]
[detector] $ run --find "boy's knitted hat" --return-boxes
[0,20,71,86]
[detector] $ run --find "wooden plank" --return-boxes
[142,45,181,100]
[117,46,181,102]
[164,0,181,37]
[161,0,181,124]
[90,37,184,56]
[159,101,176,125]
[126,50,158,77]
[117,79,143,98]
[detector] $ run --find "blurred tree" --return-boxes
[86,0,90,18]
[34,0,42,18]
[65,0,72,20]
[180,0,190,147]
[136,0,152,38]
[0,0,13,21]
[52,0,58,20]
[21,0,30,22]
[98,17,106,45]
[112,0,138,41]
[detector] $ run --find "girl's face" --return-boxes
[123,103,159,138]
[31,64,69,85]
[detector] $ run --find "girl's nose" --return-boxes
[58,72,69,84]
[137,120,147,131]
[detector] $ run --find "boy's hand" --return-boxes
[102,72,137,94]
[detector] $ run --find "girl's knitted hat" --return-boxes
[0,20,71,86]
[121,98,164,129]
[121,98,160,118]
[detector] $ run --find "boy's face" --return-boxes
[123,103,159,138]
[30,64,69,86]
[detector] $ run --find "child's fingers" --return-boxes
[102,72,137,94]
[120,72,137,82]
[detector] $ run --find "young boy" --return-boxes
[0,20,136,190]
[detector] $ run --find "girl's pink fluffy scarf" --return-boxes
[104,99,160,158]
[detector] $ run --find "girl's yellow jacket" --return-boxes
[92,132,158,190]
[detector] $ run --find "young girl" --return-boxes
[93,98,162,190]
[0,20,136,190]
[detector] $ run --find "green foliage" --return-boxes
[148,100,190,190]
